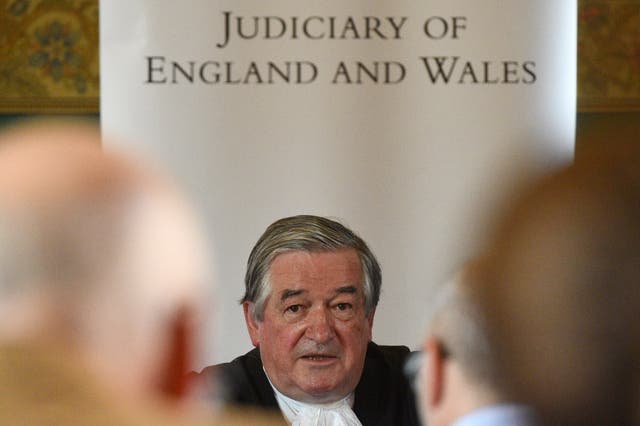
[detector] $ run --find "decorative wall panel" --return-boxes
[0,0,98,113]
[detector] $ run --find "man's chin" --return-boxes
[295,383,351,404]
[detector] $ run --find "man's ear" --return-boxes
[243,302,261,347]
[424,336,446,408]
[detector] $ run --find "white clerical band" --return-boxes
[265,370,362,426]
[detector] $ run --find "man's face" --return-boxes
[244,248,374,403]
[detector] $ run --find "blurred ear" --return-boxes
[425,336,446,408]
[158,304,195,401]
[243,302,261,347]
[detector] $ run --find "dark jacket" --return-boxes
[198,342,420,426]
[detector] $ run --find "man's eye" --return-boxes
[286,305,302,313]
[335,303,352,311]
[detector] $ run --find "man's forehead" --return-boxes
[268,249,364,291]
[278,285,358,301]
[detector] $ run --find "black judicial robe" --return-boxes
[199,342,420,426]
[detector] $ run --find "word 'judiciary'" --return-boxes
[216,11,408,48]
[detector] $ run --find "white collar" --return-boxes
[264,369,362,426]
[453,404,538,426]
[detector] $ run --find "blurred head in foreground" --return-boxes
[478,142,640,425]
[416,260,536,426]
[0,120,210,421]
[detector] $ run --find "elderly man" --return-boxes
[0,120,282,425]
[413,261,537,426]
[476,142,640,425]
[200,215,419,425]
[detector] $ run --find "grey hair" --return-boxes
[242,215,381,321]
[429,260,503,392]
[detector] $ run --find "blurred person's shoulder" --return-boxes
[216,405,287,425]
[0,343,214,426]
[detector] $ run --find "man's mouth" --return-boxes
[301,354,338,363]
[301,354,337,361]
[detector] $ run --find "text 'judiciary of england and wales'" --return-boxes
[144,12,537,86]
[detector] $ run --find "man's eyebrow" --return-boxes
[280,289,306,302]
[335,285,357,295]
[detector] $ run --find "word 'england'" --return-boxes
[145,56,537,85]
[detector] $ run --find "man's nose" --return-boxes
[304,307,335,343]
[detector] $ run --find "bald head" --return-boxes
[0,121,139,203]
[0,120,209,399]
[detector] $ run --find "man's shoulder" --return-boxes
[366,341,412,366]
[202,347,263,377]
[355,342,420,426]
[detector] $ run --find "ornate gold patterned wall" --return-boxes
[0,1,638,113]
[578,0,640,111]
[0,0,99,113]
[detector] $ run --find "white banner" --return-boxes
[100,1,576,366]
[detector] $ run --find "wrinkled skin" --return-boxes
[244,249,374,403]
